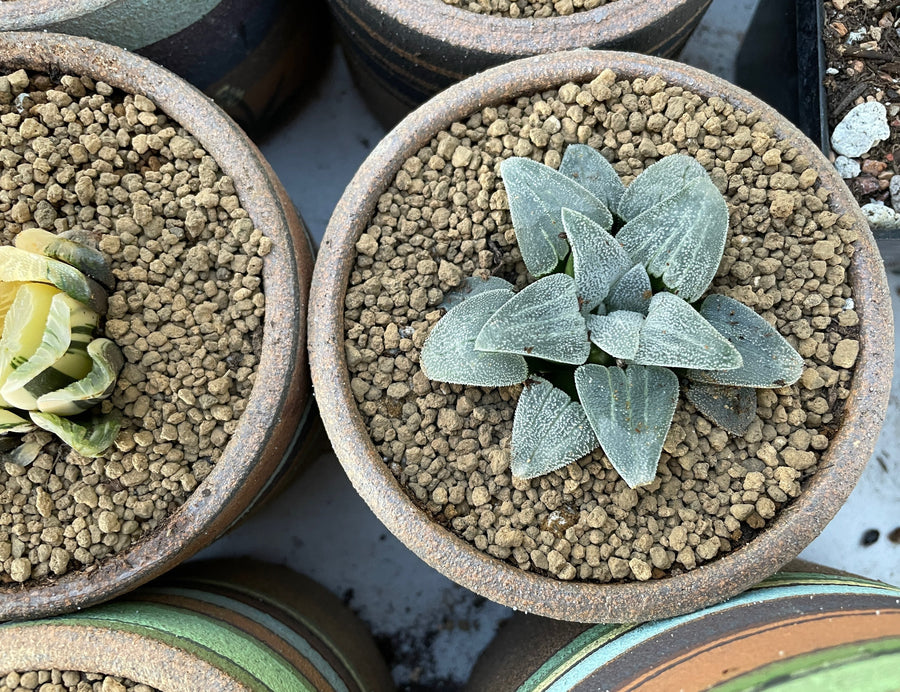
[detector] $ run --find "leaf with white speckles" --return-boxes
[511,377,598,479]
[689,294,804,387]
[500,157,612,277]
[420,289,528,387]
[617,173,729,303]
[575,364,678,488]
[441,276,514,312]
[684,380,757,435]
[606,264,652,315]
[559,144,627,212]
[587,311,644,360]
[476,274,590,365]
[561,208,631,312]
[632,293,742,370]
[616,154,708,221]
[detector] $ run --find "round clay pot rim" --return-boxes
[0,623,242,688]
[0,32,312,620]
[0,0,117,28]
[338,0,710,61]
[310,49,894,623]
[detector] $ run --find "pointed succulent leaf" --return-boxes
[684,380,757,435]
[690,294,804,388]
[587,311,644,360]
[500,157,612,276]
[420,289,528,387]
[511,377,598,479]
[575,364,679,488]
[606,264,652,315]
[3,440,42,465]
[617,174,729,303]
[441,276,515,312]
[633,293,742,370]
[36,339,124,416]
[561,208,631,312]
[559,144,627,212]
[476,274,590,365]
[15,227,114,288]
[29,410,121,458]
[616,154,708,221]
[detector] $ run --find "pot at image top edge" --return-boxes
[0,559,393,692]
[0,32,316,622]
[466,561,900,691]
[326,0,714,126]
[308,49,894,624]
[0,0,330,133]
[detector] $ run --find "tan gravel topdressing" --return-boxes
[442,0,616,18]
[1,670,158,692]
[343,70,860,584]
[0,69,266,585]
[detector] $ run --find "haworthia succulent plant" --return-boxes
[683,380,757,436]
[617,173,729,303]
[475,273,590,365]
[511,377,597,479]
[689,294,805,388]
[575,364,679,488]
[500,156,612,277]
[561,208,631,313]
[420,288,528,387]
[420,149,804,489]
[441,276,515,312]
[559,144,626,212]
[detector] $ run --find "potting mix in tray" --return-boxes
[343,69,861,584]
[0,69,267,585]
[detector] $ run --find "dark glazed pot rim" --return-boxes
[0,32,313,621]
[339,0,711,56]
[309,49,895,623]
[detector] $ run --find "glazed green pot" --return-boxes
[0,560,393,692]
[466,563,900,691]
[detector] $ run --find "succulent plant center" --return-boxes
[0,228,122,459]
[420,147,804,488]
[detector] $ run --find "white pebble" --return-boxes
[860,202,900,231]
[890,175,900,213]
[831,102,890,157]
[833,155,860,179]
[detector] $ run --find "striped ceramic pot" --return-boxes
[326,0,713,125]
[0,0,329,132]
[0,560,393,692]
[466,563,900,691]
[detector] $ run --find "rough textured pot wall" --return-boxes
[0,0,329,131]
[308,49,894,624]
[466,563,900,691]
[0,32,315,622]
[0,560,393,692]
[327,0,713,125]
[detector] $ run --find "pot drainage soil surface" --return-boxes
[823,0,900,212]
[441,0,616,17]
[0,70,267,585]
[1,670,156,692]
[344,70,860,584]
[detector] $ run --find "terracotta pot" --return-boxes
[466,562,900,691]
[0,0,330,132]
[326,0,713,126]
[308,50,894,623]
[0,559,393,691]
[0,32,315,621]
